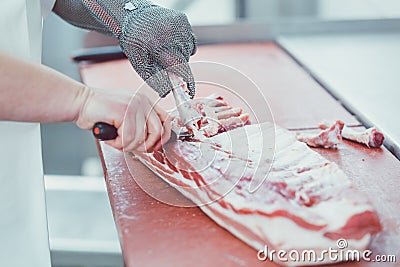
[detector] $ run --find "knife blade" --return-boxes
[168,73,203,139]
[92,74,197,142]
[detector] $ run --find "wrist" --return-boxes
[73,85,92,123]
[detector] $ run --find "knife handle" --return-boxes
[92,122,118,141]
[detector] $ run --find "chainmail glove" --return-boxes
[54,0,197,97]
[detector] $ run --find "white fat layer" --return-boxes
[178,188,371,267]
[135,122,378,264]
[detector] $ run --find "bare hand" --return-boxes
[76,87,171,152]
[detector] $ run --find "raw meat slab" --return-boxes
[134,122,381,266]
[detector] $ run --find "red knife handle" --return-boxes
[93,122,118,141]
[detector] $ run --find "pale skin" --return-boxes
[0,52,172,152]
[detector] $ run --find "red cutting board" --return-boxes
[80,42,400,266]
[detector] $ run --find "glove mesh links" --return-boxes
[54,0,197,98]
[82,0,124,36]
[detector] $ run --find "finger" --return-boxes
[76,118,93,131]
[152,111,172,152]
[124,112,147,152]
[153,118,172,152]
[152,102,173,145]
[169,62,195,98]
[152,102,170,122]
[126,48,154,87]
[104,136,123,151]
[147,68,173,98]
[153,139,163,152]
[160,115,172,146]
[117,107,139,152]
[104,123,126,150]
[144,101,170,151]
[143,110,163,153]
[158,52,195,98]
[126,49,173,98]
[190,32,198,56]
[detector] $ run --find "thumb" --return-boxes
[158,51,196,98]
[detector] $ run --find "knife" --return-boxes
[92,122,118,141]
[92,122,192,142]
[92,73,197,142]
[169,73,202,137]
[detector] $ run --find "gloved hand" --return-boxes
[76,87,172,152]
[54,0,197,98]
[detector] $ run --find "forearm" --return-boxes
[0,53,87,123]
[53,0,112,36]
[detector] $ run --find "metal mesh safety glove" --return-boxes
[54,0,197,98]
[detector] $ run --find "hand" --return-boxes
[119,3,197,98]
[76,87,172,152]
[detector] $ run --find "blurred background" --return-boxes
[41,0,400,176]
[41,0,400,266]
[42,0,400,176]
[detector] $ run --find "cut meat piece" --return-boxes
[319,122,385,148]
[170,94,251,138]
[133,98,380,266]
[342,127,385,148]
[296,121,344,148]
